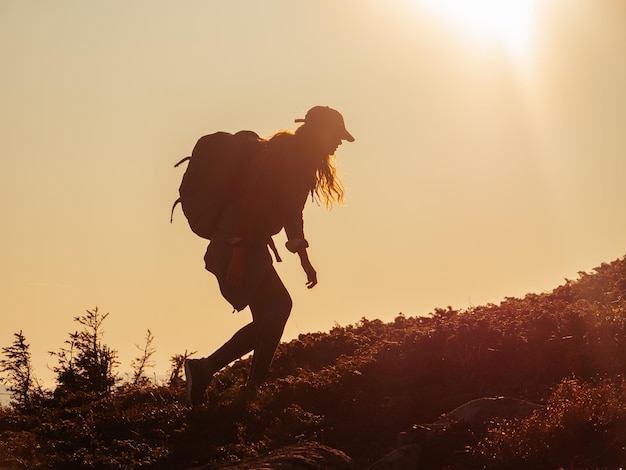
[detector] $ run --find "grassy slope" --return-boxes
[1,255,625,469]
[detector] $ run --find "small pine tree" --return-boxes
[0,331,39,409]
[131,329,156,386]
[50,307,118,395]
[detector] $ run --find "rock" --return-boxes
[374,396,543,469]
[433,396,542,428]
[399,396,542,446]
[201,441,354,469]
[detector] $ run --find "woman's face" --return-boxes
[316,128,344,156]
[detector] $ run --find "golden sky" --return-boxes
[1,0,625,385]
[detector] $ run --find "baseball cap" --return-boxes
[295,106,355,142]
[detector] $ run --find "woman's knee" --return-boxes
[267,291,292,326]
[251,291,291,329]
[277,298,292,325]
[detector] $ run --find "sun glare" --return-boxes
[415,0,537,61]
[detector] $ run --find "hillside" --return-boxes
[1,255,626,469]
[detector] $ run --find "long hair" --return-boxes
[314,153,344,208]
[268,129,344,209]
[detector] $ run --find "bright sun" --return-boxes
[416,0,537,60]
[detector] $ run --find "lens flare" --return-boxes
[415,0,537,61]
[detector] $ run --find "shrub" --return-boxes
[476,377,626,469]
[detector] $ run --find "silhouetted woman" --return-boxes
[185,106,354,407]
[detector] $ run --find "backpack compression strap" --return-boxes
[170,198,181,223]
[170,156,191,223]
[174,156,191,168]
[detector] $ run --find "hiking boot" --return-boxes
[184,358,212,408]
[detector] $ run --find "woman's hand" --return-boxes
[303,262,317,289]
[298,248,317,289]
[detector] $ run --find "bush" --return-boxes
[476,377,626,469]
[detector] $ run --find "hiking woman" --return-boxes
[185,106,354,407]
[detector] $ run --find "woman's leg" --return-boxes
[204,322,256,373]
[187,242,285,406]
[246,267,292,386]
[186,321,259,407]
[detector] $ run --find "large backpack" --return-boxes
[170,130,265,239]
